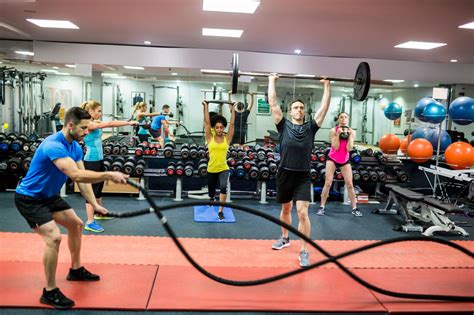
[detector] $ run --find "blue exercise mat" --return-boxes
[193,205,236,223]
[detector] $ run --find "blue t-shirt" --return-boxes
[16,132,83,199]
[151,115,167,131]
[83,128,103,161]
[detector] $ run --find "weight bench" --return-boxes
[374,185,469,237]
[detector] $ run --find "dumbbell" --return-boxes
[149,144,158,156]
[237,148,246,159]
[21,155,32,172]
[111,143,121,155]
[315,162,326,178]
[189,144,199,159]
[0,139,11,154]
[365,166,379,182]
[111,156,126,172]
[235,161,247,178]
[10,137,25,152]
[134,143,147,156]
[374,167,387,182]
[175,161,185,176]
[352,169,361,181]
[166,162,176,176]
[198,159,208,177]
[198,146,207,159]
[316,152,326,162]
[350,150,361,163]
[123,156,138,175]
[242,157,252,170]
[163,141,176,158]
[247,150,256,160]
[103,143,114,155]
[103,156,114,171]
[258,161,270,180]
[181,143,190,159]
[392,166,408,182]
[134,159,146,176]
[373,151,388,164]
[335,170,344,180]
[119,144,129,155]
[360,148,374,156]
[227,157,236,167]
[266,148,274,160]
[310,153,318,162]
[267,158,278,173]
[339,126,350,140]
[310,168,318,181]
[7,156,21,171]
[0,159,7,171]
[0,133,6,142]
[256,147,266,161]
[248,162,259,180]
[229,148,238,158]
[356,166,370,181]
[184,161,194,177]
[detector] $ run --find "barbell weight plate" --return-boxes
[231,53,239,94]
[353,62,371,101]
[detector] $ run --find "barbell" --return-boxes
[201,53,393,102]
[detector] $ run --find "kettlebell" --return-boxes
[339,126,350,140]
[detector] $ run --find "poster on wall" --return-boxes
[257,96,271,115]
[132,92,145,106]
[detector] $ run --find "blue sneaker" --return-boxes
[84,220,104,233]
[299,250,310,267]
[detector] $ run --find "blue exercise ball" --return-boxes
[415,97,435,122]
[411,127,432,140]
[423,101,446,124]
[449,96,474,125]
[427,129,452,152]
[384,102,403,120]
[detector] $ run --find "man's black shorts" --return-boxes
[275,168,311,203]
[15,193,72,228]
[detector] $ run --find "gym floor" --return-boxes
[0,192,473,314]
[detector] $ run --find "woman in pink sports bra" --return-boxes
[317,112,362,217]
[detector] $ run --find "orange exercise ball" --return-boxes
[444,142,474,170]
[407,138,433,163]
[379,134,401,154]
[400,135,412,154]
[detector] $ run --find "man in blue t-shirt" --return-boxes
[150,104,179,146]
[15,107,128,309]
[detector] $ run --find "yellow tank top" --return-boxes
[207,135,229,173]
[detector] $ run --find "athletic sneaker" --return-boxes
[316,206,325,216]
[40,288,75,309]
[351,208,363,217]
[67,266,100,281]
[84,220,104,233]
[272,236,290,250]
[218,211,225,221]
[299,250,310,267]
[94,214,114,220]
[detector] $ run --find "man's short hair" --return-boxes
[162,104,170,110]
[236,102,245,111]
[64,107,91,125]
[289,99,305,109]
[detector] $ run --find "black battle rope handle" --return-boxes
[106,178,474,302]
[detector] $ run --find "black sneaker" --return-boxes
[40,288,75,309]
[352,208,363,217]
[67,266,100,281]
[218,211,225,221]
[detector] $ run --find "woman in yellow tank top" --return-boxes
[202,101,235,221]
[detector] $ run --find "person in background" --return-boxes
[80,100,137,233]
[202,100,235,220]
[317,112,361,217]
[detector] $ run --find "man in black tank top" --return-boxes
[268,74,331,267]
